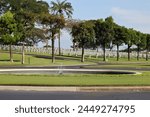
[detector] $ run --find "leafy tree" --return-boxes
[135,31,146,61]
[113,25,126,61]
[124,28,136,61]
[65,19,81,51]
[146,34,150,61]
[40,13,65,63]
[50,0,73,55]
[95,17,114,61]
[70,20,82,51]
[94,19,103,52]
[3,0,49,64]
[0,11,22,62]
[0,0,48,64]
[26,28,46,46]
[71,21,95,62]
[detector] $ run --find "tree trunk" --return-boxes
[128,44,131,61]
[103,44,106,61]
[146,45,149,61]
[52,33,55,63]
[21,43,25,64]
[117,44,119,61]
[0,45,2,57]
[81,44,85,62]
[137,44,140,61]
[9,44,13,62]
[73,42,75,51]
[146,39,149,61]
[58,29,61,56]
[97,46,99,52]
[46,39,49,50]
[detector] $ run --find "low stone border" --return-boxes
[0,86,150,92]
[0,69,141,75]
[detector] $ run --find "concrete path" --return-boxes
[1,86,150,92]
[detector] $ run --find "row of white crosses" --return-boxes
[0,45,149,59]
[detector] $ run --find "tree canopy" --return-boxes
[0,0,149,63]
[71,21,95,62]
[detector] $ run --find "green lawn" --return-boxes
[0,51,150,86]
[0,51,149,66]
[0,52,94,66]
[0,72,150,86]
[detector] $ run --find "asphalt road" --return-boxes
[0,91,150,100]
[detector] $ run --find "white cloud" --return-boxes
[111,7,150,25]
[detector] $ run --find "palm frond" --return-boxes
[50,0,73,18]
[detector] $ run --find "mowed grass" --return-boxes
[0,51,150,86]
[0,52,94,66]
[0,72,150,86]
[0,51,150,66]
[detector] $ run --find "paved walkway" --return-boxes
[1,86,150,92]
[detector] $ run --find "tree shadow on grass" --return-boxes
[140,64,150,67]
[29,54,81,61]
[30,54,99,63]
[0,59,20,62]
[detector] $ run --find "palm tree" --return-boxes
[50,0,73,56]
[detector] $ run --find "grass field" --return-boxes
[0,51,150,66]
[0,72,149,86]
[0,51,150,86]
[0,52,94,66]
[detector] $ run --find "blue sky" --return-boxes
[41,0,150,48]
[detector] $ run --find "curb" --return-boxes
[1,86,150,92]
[0,68,140,75]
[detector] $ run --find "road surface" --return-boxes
[0,90,150,100]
